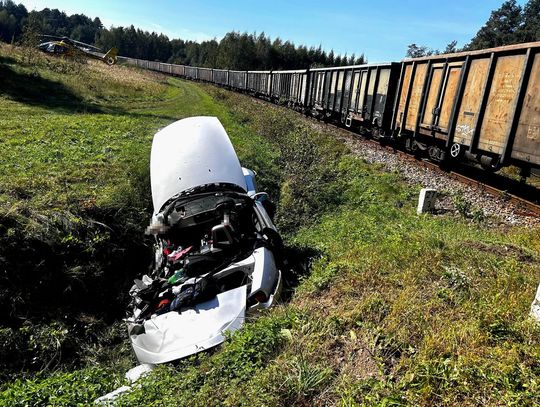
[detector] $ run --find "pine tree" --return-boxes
[518,0,540,41]
[443,40,458,54]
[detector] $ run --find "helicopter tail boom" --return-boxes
[103,47,118,65]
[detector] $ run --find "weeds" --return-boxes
[281,358,334,402]
[453,191,485,222]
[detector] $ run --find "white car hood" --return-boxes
[129,285,247,364]
[150,116,247,214]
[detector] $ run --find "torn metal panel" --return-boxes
[130,285,247,364]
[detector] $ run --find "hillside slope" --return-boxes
[0,45,539,406]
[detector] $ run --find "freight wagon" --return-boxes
[307,63,400,137]
[393,41,540,175]
[198,67,213,82]
[270,69,308,107]
[228,70,247,90]
[247,71,272,96]
[213,69,229,86]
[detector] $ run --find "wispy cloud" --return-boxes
[101,18,215,42]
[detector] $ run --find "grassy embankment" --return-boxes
[1,44,539,406]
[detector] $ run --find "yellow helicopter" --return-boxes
[37,35,118,65]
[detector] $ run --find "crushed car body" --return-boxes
[126,116,283,365]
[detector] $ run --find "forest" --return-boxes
[0,0,365,69]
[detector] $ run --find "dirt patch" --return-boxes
[465,241,535,263]
[333,336,381,381]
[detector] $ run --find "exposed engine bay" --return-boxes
[128,187,282,325]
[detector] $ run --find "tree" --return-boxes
[405,43,435,58]
[466,0,522,50]
[327,49,335,65]
[355,53,366,65]
[443,40,458,54]
[518,0,540,41]
[0,0,27,43]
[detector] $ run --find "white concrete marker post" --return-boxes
[417,188,437,215]
[531,284,540,322]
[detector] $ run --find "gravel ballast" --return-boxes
[314,121,539,227]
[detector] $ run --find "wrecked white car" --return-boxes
[126,116,283,365]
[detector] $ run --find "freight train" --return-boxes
[118,41,540,179]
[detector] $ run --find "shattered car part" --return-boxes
[126,116,283,364]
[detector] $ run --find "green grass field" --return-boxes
[1,44,539,406]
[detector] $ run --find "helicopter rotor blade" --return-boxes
[40,34,63,39]
[40,34,74,44]
[71,39,102,51]
[39,34,103,51]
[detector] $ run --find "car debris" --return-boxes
[94,364,155,405]
[126,116,283,365]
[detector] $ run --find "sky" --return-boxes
[17,0,521,62]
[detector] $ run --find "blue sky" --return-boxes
[18,0,519,62]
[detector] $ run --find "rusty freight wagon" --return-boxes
[247,71,272,97]
[270,69,308,107]
[228,70,248,90]
[392,41,540,175]
[213,69,229,87]
[307,63,400,137]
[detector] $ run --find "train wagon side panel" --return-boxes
[171,64,185,76]
[364,68,377,120]
[373,66,400,130]
[405,63,428,131]
[229,71,246,90]
[395,64,413,129]
[477,54,526,154]
[437,63,462,132]
[454,58,490,146]
[311,71,325,108]
[420,63,445,129]
[198,68,213,82]
[513,52,540,166]
[417,61,465,138]
[334,70,345,112]
[373,68,390,121]
[185,66,198,79]
[357,70,369,115]
[213,69,228,86]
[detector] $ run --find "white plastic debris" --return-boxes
[530,284,540,322]
[125,363,155,384]
[94,364,155,405]
[417,188,437,214]
[95,386,132,405]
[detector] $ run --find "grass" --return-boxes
[0,43,539,406]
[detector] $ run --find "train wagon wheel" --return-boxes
[450,143,461,158]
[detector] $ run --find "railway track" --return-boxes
[310,117,540,218]
[441,169,540,218]
[410,156,540,217]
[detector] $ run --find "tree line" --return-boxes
[0,0,366,69]
[406,0,540,57]
[1,0,539,67]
